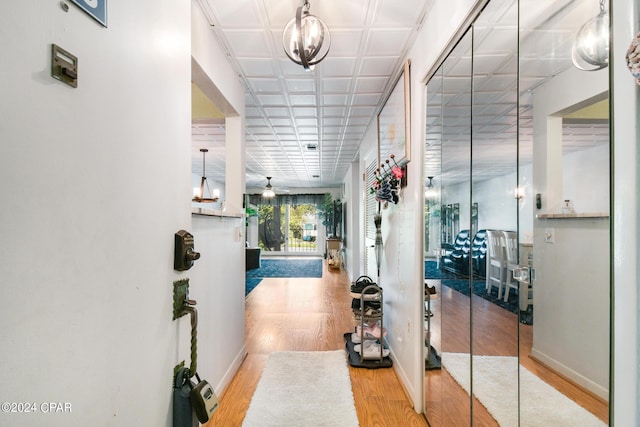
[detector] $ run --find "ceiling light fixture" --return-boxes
[282,0,331,71]
[571,0,609,71]
[192,148,219,203]
[262,177,275,198]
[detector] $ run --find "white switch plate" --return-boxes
[544,228,555,243]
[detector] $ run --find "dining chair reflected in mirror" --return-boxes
[502,230,519,303]
[486,230,507,298]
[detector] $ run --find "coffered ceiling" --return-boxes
[192,0,434,191]
[192,0,609,192]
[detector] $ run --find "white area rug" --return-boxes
[443,352,606,427]
[242,350,359,427]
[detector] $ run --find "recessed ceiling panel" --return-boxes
[323,94,350,106]
[319,58,358,77]
[354,76,388,93]
[329,30,365,56]
[286,79,317,92]
[373,0,430,26]
[292,107,318,117]
[359,57,398,76]
[237,58,277,77]
[352,93,382,106]
[257,94,287,105]
[205,0,262,27]
[224,30,271,57]
[363,29,412,56]
[250,78,282,93]
[323,78,353,93]
[289,94,317,106]
[194,0,437,188]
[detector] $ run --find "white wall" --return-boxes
[563,144,610,214]
[531,65,610,398]
[342,161,362,280]
[0,2,192,426]
[441,149,609,244]
[349,0,481,412]
[531,218,610,398]
[441,171,523,235]
[190,0,247,398]
[190,215,246,394]
[0,2,248,426]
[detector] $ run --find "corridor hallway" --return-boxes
[206,261,427,426]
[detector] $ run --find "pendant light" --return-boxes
[282,0,331,71]
[262,177,275,198]
[571,0,609,71]
[192,148,219,203]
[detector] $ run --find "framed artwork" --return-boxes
[378,59,411,168]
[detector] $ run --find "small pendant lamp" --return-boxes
[192,148,219,203]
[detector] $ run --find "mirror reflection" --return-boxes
[424,29,473,426]
[471,0,519,424]
[424,0,610,425]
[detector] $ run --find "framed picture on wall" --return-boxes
[378,59,411,168]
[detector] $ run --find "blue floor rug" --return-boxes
[425,260,533,325]
[245,258,323,296]
[245,278,263,296]
[246,258,323,278]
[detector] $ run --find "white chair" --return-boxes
[486,230,507,299]
[502,231,519,303]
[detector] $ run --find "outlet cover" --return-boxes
[544,228,555,243]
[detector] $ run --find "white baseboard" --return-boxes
[214,345,247,396]
[389,347,423,413]
[530,347,609,401]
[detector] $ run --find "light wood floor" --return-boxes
[205,261,428,427]
[424,280,609,426]
[205,262,608,426]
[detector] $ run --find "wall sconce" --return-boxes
[262,177,275,198]
[425,176,438,199]
[282,0,331,71]
[192,148,219,203]
[571,0,609,71]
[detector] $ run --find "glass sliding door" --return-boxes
[286,203,319,253]
[257,204,285,252]
[257,202,322,255]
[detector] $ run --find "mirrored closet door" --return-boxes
[424,29,473,426]
[423,0,611,425]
